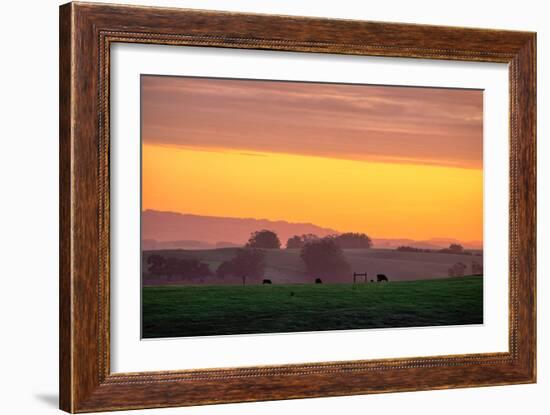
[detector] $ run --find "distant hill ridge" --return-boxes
[142,210,338,248]
[142,210,482,250]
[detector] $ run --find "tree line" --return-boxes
[145,229,368,284]
[397,243,482,256]
[147,255,212,282]
[448,260,483,277]
[246,229,373,250]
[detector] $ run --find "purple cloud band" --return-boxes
[141,75,483,169]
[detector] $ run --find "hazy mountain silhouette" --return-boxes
[142,210,338,247]
[142,210,482,250]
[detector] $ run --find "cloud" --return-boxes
[141,75,483,169]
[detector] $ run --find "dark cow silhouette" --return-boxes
[315,278,323,284]
[370,279,374,283]
[262,279,272,284]
[377,274,388,282]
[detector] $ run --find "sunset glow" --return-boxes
[142,75,483,242]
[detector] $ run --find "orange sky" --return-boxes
[141,75,483,242]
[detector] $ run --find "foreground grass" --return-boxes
[142,276,483,338]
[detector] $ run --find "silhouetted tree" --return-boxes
[472,260,483,275]
[327,232,372,249]
[147,254,165,276]
[177,259,212,282]
[216,249,266,284]
[302,234,320,244]
[300,239,351,282]
[286,235,303,249]
[146,255,212,282]
[396,246,431,253]
[448,262,467,277]
[216,261,234,279]
[246,230,281,249]
[439,243,466,254]
[197,262,211,278]
[286,233,319,249]
[448,243,464,253]
[163,257,182,281]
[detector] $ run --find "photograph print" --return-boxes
[141,75,484,338]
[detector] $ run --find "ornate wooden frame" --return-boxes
[59,2,536,412]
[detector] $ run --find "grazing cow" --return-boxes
[262,279,272,284]
[315,278,323,284]
[377,274,388,282]
[370,279,374,283]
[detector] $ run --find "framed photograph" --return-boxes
[59,2,536,412]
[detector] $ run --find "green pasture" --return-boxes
[142,276,483,338]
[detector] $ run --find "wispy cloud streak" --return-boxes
[142,76,483,169]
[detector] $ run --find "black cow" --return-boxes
[262,279,272,284]
[377,274,388,282]
[315,278,323,284]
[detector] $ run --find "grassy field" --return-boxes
[143,248,483,284]
[142,276,483,338]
